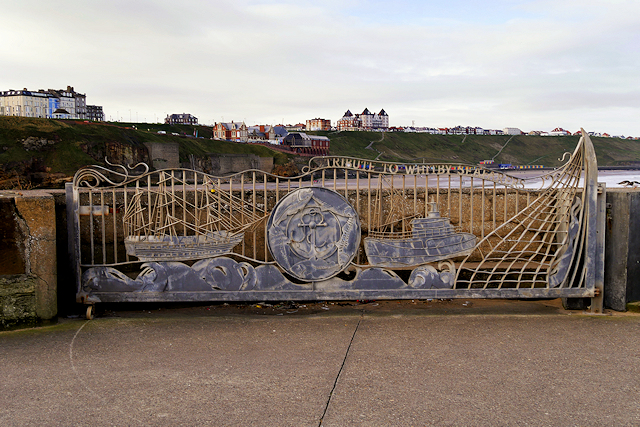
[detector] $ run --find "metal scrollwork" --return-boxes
[558,152,572,162]
[73,158,149,188]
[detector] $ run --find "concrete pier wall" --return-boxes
[208,154,274,175]
[0,191,57,329]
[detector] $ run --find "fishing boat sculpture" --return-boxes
[364,202,477,268]
[123,172,266,262]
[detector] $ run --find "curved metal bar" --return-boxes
[558,152,572,163]
[73,160,150,188]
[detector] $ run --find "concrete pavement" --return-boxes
[1,299,640,426]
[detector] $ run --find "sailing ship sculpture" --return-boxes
[364,202,477,268]
[123,172,266,262]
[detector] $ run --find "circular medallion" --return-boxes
[267,187,361,281]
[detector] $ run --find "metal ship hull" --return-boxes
[364,209,477,268]
[125,231,244,262]
[364,232,476,268]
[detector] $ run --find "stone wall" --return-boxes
[0,192,57,329]
[208,154,273,175]
[104,141,149,168]
[144,142,180,170]
[0,275,37,328]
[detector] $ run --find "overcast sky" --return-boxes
[1,0,639,135]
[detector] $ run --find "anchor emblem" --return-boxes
[289,207,339,261]
[266,188,361,281]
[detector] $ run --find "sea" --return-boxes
[513,169,640,189]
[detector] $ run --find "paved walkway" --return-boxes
[1,299,640,426]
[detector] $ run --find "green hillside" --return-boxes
[1,116,639,189]
[0,117,291,186]
[318,130,640,168]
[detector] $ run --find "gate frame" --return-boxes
[66,131,605,312]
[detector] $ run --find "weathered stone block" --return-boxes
[0,197,27,274]
[0,274,38,329]
[145,142,180,169]
[626,301,640,313]
[208,154,273,175]
[0,191,57,328]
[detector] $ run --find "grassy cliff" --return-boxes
[1,117,639,188]
[319,130,640,168]
[0,117,291,187]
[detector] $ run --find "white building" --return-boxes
[359,108,389,129]
[0,89,50,118]
[503,127,522,135]
[0,86,93,120]
[337,108,389,131]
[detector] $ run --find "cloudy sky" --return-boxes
[1,0,639,135]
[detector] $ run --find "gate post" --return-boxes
[591,183,606,313]
[65,182,82,303]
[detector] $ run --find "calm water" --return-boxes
[512,169,640,189]
[582,170,640,188]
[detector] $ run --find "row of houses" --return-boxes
[535,129,636,139]
[158,109,637,141]
[274,109,388,133]
[0,86,104,121]
[212,122,288,142]
[280,116,632,139]
[400,126,507,135]
[399,126,635,138]
[211,121,330,155]
[161,108,386,134]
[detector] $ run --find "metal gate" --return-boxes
[67,130,605,314]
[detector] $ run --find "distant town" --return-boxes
[1,86,636,140]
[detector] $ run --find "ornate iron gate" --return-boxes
[67,130,605,315]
